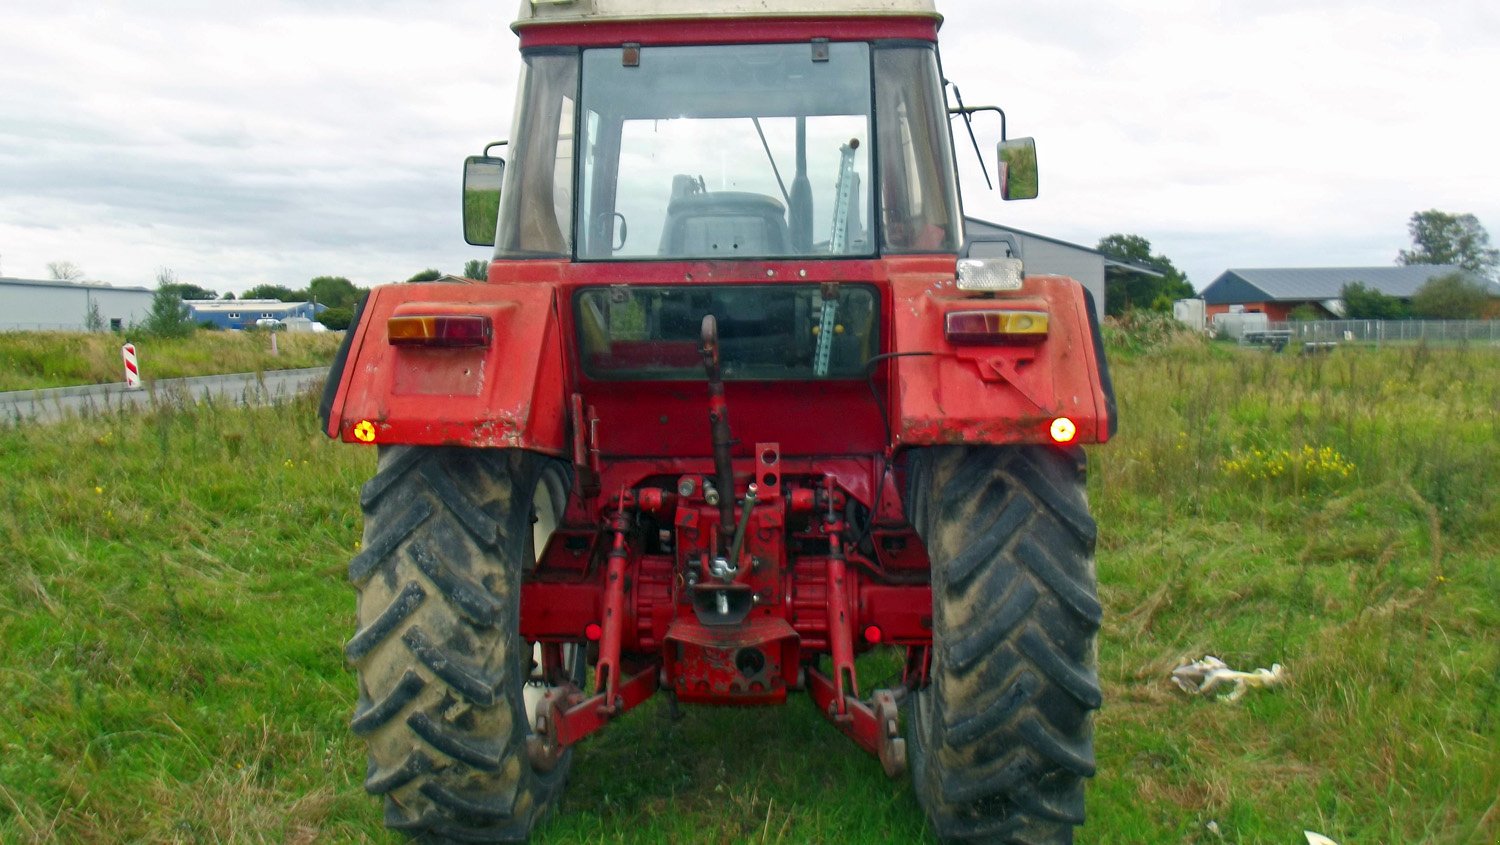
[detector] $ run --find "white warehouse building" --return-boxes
[0,277,155,331]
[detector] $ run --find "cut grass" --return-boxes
[0,341,1496,843]
[0,330,343,392]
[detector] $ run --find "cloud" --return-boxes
[0,0,515,289]
[1,0,1496,291]
[940,0,1500,284]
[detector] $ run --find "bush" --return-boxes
[1341,282,1409,320]
[319,307,354,331]
[139,289,195,338]
[1102,309,1203,357]
[1410,272,1491,319]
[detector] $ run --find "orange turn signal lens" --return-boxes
[387,314,492,347]
[944,309,1049,345]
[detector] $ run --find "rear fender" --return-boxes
[321,282,567,453]
[890,274,1114,446]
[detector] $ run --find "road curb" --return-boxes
[0,368,329,424]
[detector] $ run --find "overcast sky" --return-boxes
[2,0,1497,293]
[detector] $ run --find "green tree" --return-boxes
[241,284,300,301]
[1409,272,1491,319]
[140,288,195,338]
[1287,304,1322,321]
[1095,234,1193,316]
[463,259,487,280]
[1397,210,1499,279]
[159,282,218,301]
[1340,282,1409,320]
[307,276,361,309]
[318,307,354,331]
[407,268,442,283]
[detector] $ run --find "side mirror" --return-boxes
[462,155,506,246]
[998,137,1038,201]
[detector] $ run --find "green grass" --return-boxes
[0,330,344,392]
[465,189,501,247]
[0,339,1496,843]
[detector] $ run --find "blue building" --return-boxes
[185,299,325,330]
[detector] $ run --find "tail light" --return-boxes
[387,314,492,347]
[944,310,1049,345]
[1050,417,1077,444]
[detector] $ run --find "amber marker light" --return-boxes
[1050,417,1078,444]
[388,314,492,347]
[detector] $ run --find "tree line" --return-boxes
[1097,209,1498,320]
[110,260,490,337]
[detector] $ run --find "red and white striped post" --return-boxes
[122,342,142,390]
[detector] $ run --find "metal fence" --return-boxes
[1266,319,1500,345]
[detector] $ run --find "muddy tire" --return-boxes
[346,446,572,844]
[905,446,1102,845]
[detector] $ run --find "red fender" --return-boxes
[890,274,1114,447]
[322,281,568,454]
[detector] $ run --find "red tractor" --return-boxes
[321,1,1114,842]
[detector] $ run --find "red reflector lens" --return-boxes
[945,311,1003,344]
[388,314,492,347]
[1050,417,1077,444]
[863,625,883,644]
[584,623,603,642]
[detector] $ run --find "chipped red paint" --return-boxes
[326,281,569,454]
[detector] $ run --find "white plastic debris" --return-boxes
[1170,655,1285,702]
[1304,832,1339,845]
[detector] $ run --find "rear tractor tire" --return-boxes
[905,446,1102,845]
[345,446,573,844]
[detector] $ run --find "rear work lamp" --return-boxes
[387,314,492,347]
[956,257,1024,292]
[944,309,1049,345]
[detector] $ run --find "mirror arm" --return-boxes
[945,84,994,190]
[484,140,509,157]
[947,104,1008,141]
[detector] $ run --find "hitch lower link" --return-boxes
[804,475,907,777]
[529,496,659,770]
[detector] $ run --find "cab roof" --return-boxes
[513,0,942,30]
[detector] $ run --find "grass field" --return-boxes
[0,331,344,392]
[0,333,1495,844]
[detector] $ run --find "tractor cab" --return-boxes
[479,34,961,262]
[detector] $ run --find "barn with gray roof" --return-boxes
[1199,265,1493,321]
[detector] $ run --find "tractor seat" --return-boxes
[659,192,790,257]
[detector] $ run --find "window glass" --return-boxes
[495,52,579,257]
[576,285,879,380]
[577,43,873,260]
[874,47,961,252]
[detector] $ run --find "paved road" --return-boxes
[0,368,328,424]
